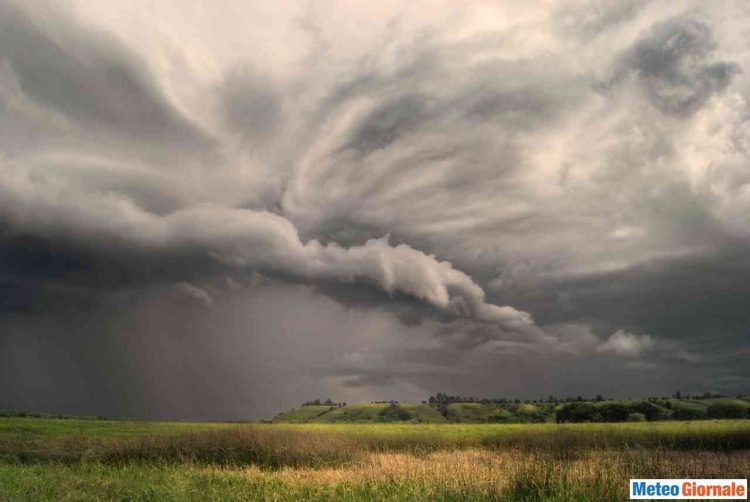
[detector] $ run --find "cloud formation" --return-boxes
[597,330,654,357]
[2,0,750,418]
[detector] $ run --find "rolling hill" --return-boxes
[272,397,750,424]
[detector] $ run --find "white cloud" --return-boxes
[597,330,655,357]
[172,282,213,308]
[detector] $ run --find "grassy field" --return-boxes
[0,418,749,500]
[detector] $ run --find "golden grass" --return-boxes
[4,421,750,467]
[2,420,750,500]
[235,449,750,485]
[219,448,750,500]
[256,450,504,487]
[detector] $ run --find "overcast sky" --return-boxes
[1,0,749,420]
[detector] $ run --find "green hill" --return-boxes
[314,404,390,423]
[702,397,750,408]
[272,406,333,423]
[273,403,448,424]
[399,403,449,422]
[271,401,578,424]
[272,397,750,424]
[447,403,514,422]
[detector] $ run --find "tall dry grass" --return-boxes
[232,449,750,500]
[2,424,749,500]
[3,423,749,467]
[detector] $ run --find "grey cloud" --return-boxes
[618,16,740,114]
[0,161,534,331]
[346,94,428,154]
[558,0,649,40]
[221,67,283,141]
[0,1,214,154]
[0,2,540,332]
[282,44,587,244]
[172,282,213,308]
[506,245,750,341]
[2,0,750,418]
[341,374,398,389]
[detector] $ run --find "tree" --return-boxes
[556,403,597,423]
[595,394,604,402]
[437,403,449,419]
[599,403,630,422]
[379,403,412,422]
[629,401,670,421]
[672,407,704,420]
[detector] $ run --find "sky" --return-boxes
[1,0,749,420]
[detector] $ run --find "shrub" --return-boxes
[556,403,597,423]
[627,413,646,422]
[629,401,671,421]
[598,403,630,422]
[490,413,515,423]
[379,404,412,422]
[707,403,748,419]
[672,407,707,421]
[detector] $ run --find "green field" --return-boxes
[1,417,749,500]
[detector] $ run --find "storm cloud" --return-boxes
[1,0,749,419]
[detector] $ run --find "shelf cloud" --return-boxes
[1,0,749,419]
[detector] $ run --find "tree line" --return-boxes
[425,391,746,405]
[556,400,749,422]
[300,399,346,407]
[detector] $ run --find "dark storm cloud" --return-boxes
[0,3,538,332]
[0,232,220,291]
[502,243,750,344]
[2,0,750,419]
